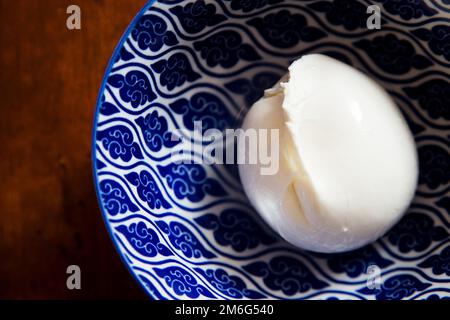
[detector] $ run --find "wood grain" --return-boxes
[0,0,148,299]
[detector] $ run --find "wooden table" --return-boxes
[0,0,149,299]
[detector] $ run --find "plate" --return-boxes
[93,0,450,300]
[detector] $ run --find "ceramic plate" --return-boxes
[93,0,450,300]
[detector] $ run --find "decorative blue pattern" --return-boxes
[307,0,370,31]
[419,245,450,276]
[354,34,433,75]
[131,14,178,51]
[100,179,139,215]
[116,47,135,63]
[412,25,450,62]
[151,53,201,89]
[358,274,431,300]
[116,222,173,257]
[418,145,450,189]
[93,0,450,300]
[195,267,266,298]
[387,213,448,253]
[194,30,262,68]
[169,1,227,34]
[156,220,216,259]
[157,163,227,202]
[224,0,283,13]
[195,208,277,252]
[99,95,120,116]
[437,197,450,216]
[404,79,450,120]
[154,266,215,298]
[374,0,437,20]
[169,92,234,131]
[135,111,179,152]
[247,10,327,48]
[108,70,156,108]
[125,171,172,209]
[225,72,281,106]
[315,246,394,278]
[243,256,328,295]
[96,159,106,170]
[97,125,144,161]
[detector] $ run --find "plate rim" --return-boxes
[91,0,158,300]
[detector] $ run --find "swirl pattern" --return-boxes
[170,0,227,33]
[358,274,431,300]
[418,145,450,189]
[195,268,266,298]
[170,92,234,131]
[307,0,371,30]
[99,179,140,215]
[135,111,179,152]
[225,72,281,106]
[97,125,144,162]
[116,222,173,257]
[374,0,438,20]
[195,209,277,252]
[131,14,178,51]
[99,94,120,116]
[224,0,283,13]
[354,34,433,74]
[108,71,157,108]
[412,25,450,62]
[157,163,227,202]
[125,170,172,209]
[315,246,394,278]
[194,30,262,68]
[156,220,216,259]
[247,10,327,48]
[151,52,201,89]
[419,245,450,276]
[387,212,448,253]
[243,256,329,295]
[94,0,450,300]
[404,79,450,120]
[154,266,216,298]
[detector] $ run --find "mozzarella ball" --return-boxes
[238,54,418,253]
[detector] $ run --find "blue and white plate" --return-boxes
[92,0,450,300]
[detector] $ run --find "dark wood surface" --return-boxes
[0,0,149,299]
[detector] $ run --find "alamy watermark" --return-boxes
[367,5,381,30]
[66,5,81,30]
[64,4,379,31]
[66,265,81,290]
[366,264,382,290]
[170,121,280,175]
